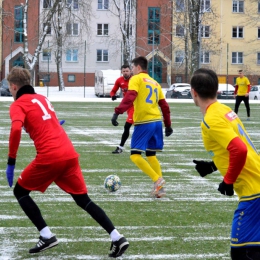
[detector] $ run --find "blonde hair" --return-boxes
[7,67,31,87]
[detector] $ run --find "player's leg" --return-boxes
[56,158,129,258]
[231,247,260,260]
[13,182,58,253]
[234,96,243,114]
[243,96,250,119]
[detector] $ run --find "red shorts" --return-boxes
[126,106,134,124]
[17,157,87,194]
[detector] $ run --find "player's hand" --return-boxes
[165,127,173,137]
[218,180,234,196]
[111,96,117,101]
[6,157,16,188]
[111,113,119,126]
[59,120,65,125]
[193,160,217,177]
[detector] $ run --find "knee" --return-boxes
[13,183,30,200]
[71,193,91,209]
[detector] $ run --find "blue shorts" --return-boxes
[231,198,260,247]
[131,121,163,153]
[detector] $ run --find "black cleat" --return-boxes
[112,147,123,154]
[109,236,129,258]
[29,235,58,254]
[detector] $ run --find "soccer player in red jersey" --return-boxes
[6,67,129,257]
[110,65,134,154]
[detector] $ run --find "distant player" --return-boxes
[111,56,173,198]
[6,67,129,257]
[191,68,260,260]
[110,64,134,154]
[234,69,251,120]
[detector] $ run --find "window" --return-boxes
[43,23,51,35]
[97,49,108,62]
[175,76,182,83]
[258,78,260,84]
[176,0,185,12]
[176,25,184,37]
[258,27,260,38]
[258,1,260,13]
[68,75,75,82]
[175,51,184,63]
[232,26,243,38]
[232,52,243,64]
[66,23,79,36]
[201,0,211,12]
[43,0,52,8]
[201,51,210,64]
[98,0,109,10]
[201,25,210,37]
[97,24,108,36]
[257,53,260,65]
[14,6,23,43]
[66,0,79,10]
[232,1,244,13]
[66,49,78,62]
[42,49,51,61]
[148,7,160,44]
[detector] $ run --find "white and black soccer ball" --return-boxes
[104,175,121,192]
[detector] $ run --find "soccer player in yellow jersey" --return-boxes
[111,56,173,198]
[191,68,260,260]
[234,69,251,120]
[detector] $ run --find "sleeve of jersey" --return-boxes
[8,120,23,159]
[115,90,137,114]
[224,136,247,184]
[110,80,120,97]
[247,85,251,93]
[158,99,171,127]
[234,85,238,95]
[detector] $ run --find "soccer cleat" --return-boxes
[109,236,129,258]
[152,177,166,196]
[29,235,59,254]
[112,147,123,154]
[155,187,166,198]
[247,117,250,121]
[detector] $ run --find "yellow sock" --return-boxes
[130,154,159,182]
[147,155,162,177]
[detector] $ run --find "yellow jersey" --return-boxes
[128,73,165,125]
[236,76,250,96]
[201,101,260,200]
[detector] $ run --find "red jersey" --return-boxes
[9,93,78,163]
[110,76,131,97]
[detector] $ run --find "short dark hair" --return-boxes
[238,69,243,73]
[121,64,130,70]
[131,56,148,70]
[190,68,218,99]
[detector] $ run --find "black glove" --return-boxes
[193,160,217,177]
[6,157,16,187]
[218,180,234,196]
[165,127,173,137]
[111,113,119,126]
[111,96,117,101]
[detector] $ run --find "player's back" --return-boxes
[10,93,78,163]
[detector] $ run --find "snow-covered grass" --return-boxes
[0,101,259,259]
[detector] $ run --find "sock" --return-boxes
[118,145,124,150]
[110,229,122,242]
[147,156,162,177]
[130,154,159,182]
[40,226,52,239]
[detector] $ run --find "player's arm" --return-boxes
[110,79,120,100]
[111,90,137,126]
[234,85,238,95]
[158,98,173,136]
[218,136,247,196]
[6,120,23,187]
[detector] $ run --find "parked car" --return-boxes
[249,85,260,100]
[217,83,235,99]
[165,83,191,99]
[0,79,12,96]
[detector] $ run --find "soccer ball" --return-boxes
[104,175,121,192]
